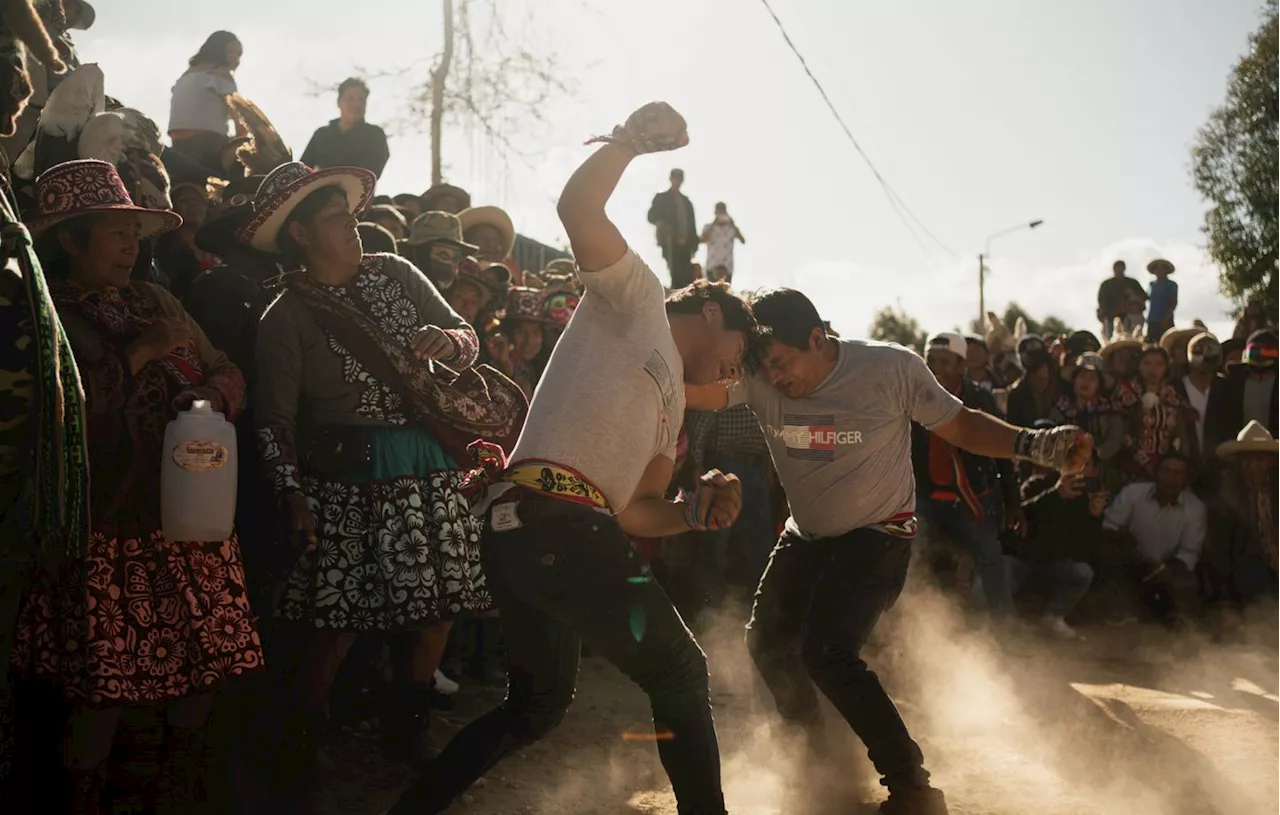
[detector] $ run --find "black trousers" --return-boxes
[664,245,696,289]
[745,527,930,791]
[390,494,727,815]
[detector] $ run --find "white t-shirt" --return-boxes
[1181,374,1210,451]
[503,249,684,512]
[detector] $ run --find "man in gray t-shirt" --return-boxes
[691,289,1092,815]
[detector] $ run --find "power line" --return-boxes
[757,0,958,259]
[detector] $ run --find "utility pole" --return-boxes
[978,253,986,330]
[430,0,455,186]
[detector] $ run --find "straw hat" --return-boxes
[420,182,471,213]
[1060,352,1115,389]
[1147,258,1175,275]
[1159,326,1201,354]
[459,205,516,258]
[240,161,376,253]
[1100,321,1146,360]
[28,159,181,239]
[1216,421,1279,458]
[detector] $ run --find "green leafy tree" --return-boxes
[869,304,928,352]
[1191,0,1278,315]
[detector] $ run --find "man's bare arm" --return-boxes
[685,382,730,411]
[933,407,1094,473]
[557,144,633,273]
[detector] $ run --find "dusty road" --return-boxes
[321,587,1280,815]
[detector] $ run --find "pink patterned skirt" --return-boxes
[12,526,264,706]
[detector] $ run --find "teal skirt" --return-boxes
[282,427,491,632]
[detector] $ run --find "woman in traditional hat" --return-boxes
[443,256,495,326]
[1121,346,1189,484]
[245,161,518,773]
[12,159,261,811]
[1052,352,1125,489]
[1203,421,1278,609]
[168,31,245,175]
[501,286,557,398]
[1099,322,1144,406]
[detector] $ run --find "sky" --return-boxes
[76,0,1268,340]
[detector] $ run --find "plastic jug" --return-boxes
[161,400,238,542]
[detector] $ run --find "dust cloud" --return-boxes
[530,545,1277,815]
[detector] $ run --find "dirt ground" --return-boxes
[318,587,1280,815]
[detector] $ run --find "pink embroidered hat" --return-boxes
[240,161,376,253]
[27,160,182,239]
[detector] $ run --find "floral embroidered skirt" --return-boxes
[280,426,492,632]
[12,529,264,706]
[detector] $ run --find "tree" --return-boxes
[1191,0,1278,315]
[340,0,574,185]
[869,304,928,352]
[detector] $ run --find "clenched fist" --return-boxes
[589,102,689,155]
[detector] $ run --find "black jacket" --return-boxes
[647,190,696,254]
[912,378,1019,510]
[1006,378,1055,429]
[1003,473,1102,564]
[182,251,281,384]
[1204,366,1278,454]
[299,119,390,178]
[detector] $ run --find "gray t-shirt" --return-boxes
[730,339,963,539]
[504,248,684,512]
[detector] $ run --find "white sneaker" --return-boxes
[434,668,460,695]
[1041,614,1083,640]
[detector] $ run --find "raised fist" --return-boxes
[620,102,689,152]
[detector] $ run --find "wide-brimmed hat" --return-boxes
[28,159,181,239]
[543,289,580,328]
[1100,322,1146,360]
[1216,420,1279,458]
[1061,352,1115,389]
[1159,326,1201,354]
[402,210,478,250]
[194,174,266,255]
[504,286,557,325]
[241,161,376,253]
[420,183,471,213]
[1186,332,1221,364]
[459,205,516,258]
[1147,258,1175,275]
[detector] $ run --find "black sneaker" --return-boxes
[879,787,949,815]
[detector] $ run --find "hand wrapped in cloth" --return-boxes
[678,469,743,531]
[1015,426,1094,474]
[586,102,690,155]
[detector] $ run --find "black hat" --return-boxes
[194,174,265,256]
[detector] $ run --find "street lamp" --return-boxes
[978,219,1044,328]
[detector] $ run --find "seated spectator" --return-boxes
[501,286,555,397]
[1203,421,1278,609]
[1004,453,1106,639]
[1122,346,1190,484]
[1102,452,1206,625]
[298,77,390,178]
[1052,353,1125,488]
[1007,335,1057,428]
[363,203,408,240]
[168,31,243,176]
[914,332,1021,616]
[444,258,495,326]
[1205,329,1278,454]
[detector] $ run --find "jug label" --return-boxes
[172,440,228,472]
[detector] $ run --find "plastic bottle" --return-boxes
[161,400,238,541]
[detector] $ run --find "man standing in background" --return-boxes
[1096,260,1146,341]
[300,77,391,178]
[648,168,698,288]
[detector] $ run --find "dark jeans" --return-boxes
[664,245,696,289]
[918,493,1013,615]
[390,495,726,815]
[745,527,929,792]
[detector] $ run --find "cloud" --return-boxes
[757,239,1237,342]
